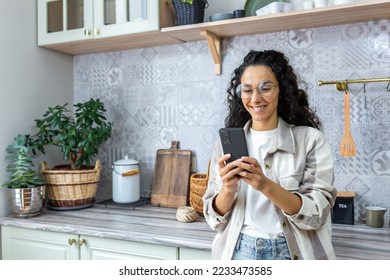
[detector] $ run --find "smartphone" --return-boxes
[219,128,249,164]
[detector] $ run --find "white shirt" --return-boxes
[241,128,283,238]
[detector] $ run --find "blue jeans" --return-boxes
[232,233,291,260]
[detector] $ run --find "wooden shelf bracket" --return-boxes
[200,30,222,75]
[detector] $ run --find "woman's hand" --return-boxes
[216,155,302,216]
[218,154,243,193]
[234,156,303,215]
[234,156,269,192]
[212,154,244,216]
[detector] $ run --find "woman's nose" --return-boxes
[250,89,264,101]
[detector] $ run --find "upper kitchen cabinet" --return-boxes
[37,0,179,54]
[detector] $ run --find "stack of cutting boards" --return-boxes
[151,141,192,208]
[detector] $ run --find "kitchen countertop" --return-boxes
[1,203,389,259]
[332,222,390,260]
[0,203,216,251]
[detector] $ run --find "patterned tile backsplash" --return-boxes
[74,20,390,223]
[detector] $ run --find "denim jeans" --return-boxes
[231,233,291,260]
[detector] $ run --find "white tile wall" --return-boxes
[74,20,390,223]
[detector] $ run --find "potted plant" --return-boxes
[172,0,209,25]
[26,98,113,210]
[2,134,46,217]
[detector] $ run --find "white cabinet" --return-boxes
[81,235,178,260]
[179,247,211,260]
[1,226,178,260]
[37,0,169,46]
[1,226,79,260]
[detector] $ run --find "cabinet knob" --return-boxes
[84,29,91,36]
[94,28,100,36]
[78,237,86,246]
[68,238,77,246]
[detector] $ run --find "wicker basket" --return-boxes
[172,0,209,26]
[189,162,210,215]
[40,160,101,209]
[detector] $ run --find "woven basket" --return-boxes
[189,162,210,215]
[172,0,209,26]
[40,160,101,209]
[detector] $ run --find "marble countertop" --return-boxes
[332,222,390,259]
[0,203,216,251]
[1,203,389,259]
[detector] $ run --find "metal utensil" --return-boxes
[340,88,356,156]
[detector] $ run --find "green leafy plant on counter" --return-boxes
[2,134,45,189]
[26,98,113,170]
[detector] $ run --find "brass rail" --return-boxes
[317,77,390,91]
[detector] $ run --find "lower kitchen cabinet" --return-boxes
[179,248,211,260]
[82,235,178,260]
[1,226,178,260]
[2,226,79,260]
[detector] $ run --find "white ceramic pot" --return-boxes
[290,0,305,10]
[112,156,140,203]
[314,0,329,8]
[332,0,356,5]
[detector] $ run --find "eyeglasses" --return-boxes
[235,81,279,100]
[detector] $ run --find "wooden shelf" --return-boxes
[41,1,390,60]
[162,1,390,74]
[42,30,182,56]
[162,1,390,42]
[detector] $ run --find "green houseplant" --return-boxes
[26,98,113,209]
[27,98,113,170]
[2,134,46,217]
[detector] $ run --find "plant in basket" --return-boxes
[26,98,113,210]
[1,134,46,217]
[172,0,209,26]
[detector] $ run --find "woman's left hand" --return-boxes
[233,156,269,192]
[234,157,302,215]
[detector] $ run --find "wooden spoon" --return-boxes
[339,89,356,156]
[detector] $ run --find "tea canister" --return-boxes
[112,156,140,203]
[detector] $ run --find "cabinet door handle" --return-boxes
[68,238,77,246]
[84,29,91,36]
[78,237,86,246]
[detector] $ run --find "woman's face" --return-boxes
[240,65,279,131]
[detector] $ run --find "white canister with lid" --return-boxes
[112,156,140,203]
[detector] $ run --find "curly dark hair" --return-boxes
[225,50,321,130]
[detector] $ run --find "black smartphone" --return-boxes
[219,128,249,164]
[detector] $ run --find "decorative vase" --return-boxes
[9,186,46,218]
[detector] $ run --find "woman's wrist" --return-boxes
[220,184,238,197]
[214,185,237,216]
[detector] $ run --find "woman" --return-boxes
[203,50,337,260]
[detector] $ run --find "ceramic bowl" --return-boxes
[209,13,234,22]
[256,2,294,16]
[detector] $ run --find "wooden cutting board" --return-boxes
[151,141,192,208]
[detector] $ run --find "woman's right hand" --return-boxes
[213,154,242,216]
[218,154,243,192]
